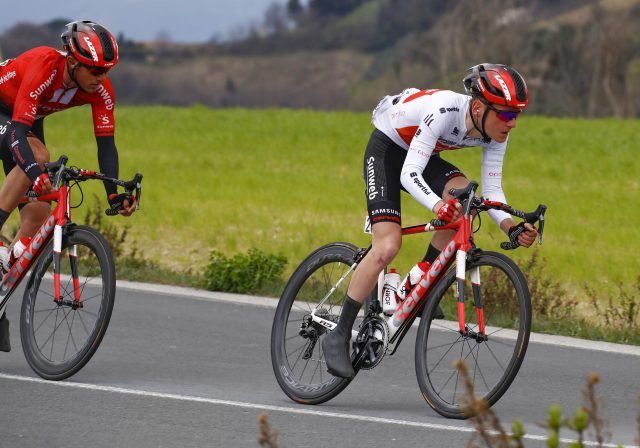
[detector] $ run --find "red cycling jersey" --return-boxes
[0,46,115,137]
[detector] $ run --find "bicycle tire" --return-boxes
[20,225,116,380]
[271,242,365,404]
[415,251,531,419]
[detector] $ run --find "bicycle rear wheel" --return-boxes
[20,225,116,380]
[415,251,531,419]
[271,242,366,404]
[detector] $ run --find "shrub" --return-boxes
[522,249,577,320]
[586,276,640,331]
[203,248,287,295]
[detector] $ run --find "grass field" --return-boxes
[22,106,639,301]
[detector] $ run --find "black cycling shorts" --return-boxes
[0,108,44,176]
[363,128,464,225]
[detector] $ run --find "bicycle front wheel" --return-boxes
[271,242,365,405]
[415,251,531,419]
[20,225,116,380]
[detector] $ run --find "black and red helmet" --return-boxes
[61,20,119,68]
[463,63,528,109]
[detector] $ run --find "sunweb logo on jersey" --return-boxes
[84,36,99,62]
[494,74,511,102]
[366,156,379,200]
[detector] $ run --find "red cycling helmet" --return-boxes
[463,63,528,109]
[61,20,119,68]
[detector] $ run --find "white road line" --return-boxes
[115,279,640,357]
[0,373,634,447]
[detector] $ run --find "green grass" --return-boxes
[26,106,639,300]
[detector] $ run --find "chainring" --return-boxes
[355,316,389,370]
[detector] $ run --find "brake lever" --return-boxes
[537,208,546,245]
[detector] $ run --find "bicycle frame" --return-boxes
[0,156,142,316]
[0,188,69,315]
[309,182,545,352]
[308,197,476,346]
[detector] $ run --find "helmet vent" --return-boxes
[97,30,115,61]
[504,66,527,102]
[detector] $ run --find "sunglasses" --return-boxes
[81,64,111,76]
[485,103,522,122]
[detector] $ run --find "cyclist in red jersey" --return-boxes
[0,20,136,352]
[322,64,539,379]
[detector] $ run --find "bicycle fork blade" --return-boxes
[69,245,81,302]
[53,225,62,303]
[455,251,466,334]
[470,265,486,335]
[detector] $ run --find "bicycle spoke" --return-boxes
[427,333,464,376]
[484,341,507,371]
[467,340,491,392]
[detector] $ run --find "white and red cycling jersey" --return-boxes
[0,46,115,137]
[372,88,509,224]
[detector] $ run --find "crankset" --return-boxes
[352,316,389,370]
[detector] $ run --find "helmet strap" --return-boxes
[469,98,491,142]
[65,57,88,93]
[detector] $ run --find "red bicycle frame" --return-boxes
[386,210,476,341]
[0,187,70,312]
[0,157,142,315]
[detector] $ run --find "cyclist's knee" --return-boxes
[27,137,50,169]
[371,237,401,267]
[442,176,469,201]
[19,202,50,230]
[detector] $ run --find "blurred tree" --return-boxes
[309,0,369,16]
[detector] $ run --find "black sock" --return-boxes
[0,209,9,231]
[337,296,362,331]
[422,243,440,264]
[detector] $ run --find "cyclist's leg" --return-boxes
[0,137,50,241]
[348,222,401,303]
[322,129,404,379]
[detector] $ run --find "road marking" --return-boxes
[115,279,640,357]
[0,373,634,448]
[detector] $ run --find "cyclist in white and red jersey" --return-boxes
[0,20,136,352]
[323,63,539,379]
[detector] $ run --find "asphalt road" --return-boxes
[0,282,638,448]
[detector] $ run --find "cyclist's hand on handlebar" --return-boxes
[108,193,137,217]
[508,222,538,248]
[435,199,462,223]
[32,172,53,195]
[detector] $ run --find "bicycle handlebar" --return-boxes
[426,181,547,250]
[28,155,144,216]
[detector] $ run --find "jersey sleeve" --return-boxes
[481,139,510,225]
[399,105,448,212]
[90,79,116,137]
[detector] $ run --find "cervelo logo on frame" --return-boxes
[392,239,457,328]
[1,215,56,294]
[494,74,512,102]
[84,36,99,62]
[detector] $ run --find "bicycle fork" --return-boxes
[456,250,487,341]
[53,224,82,309]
